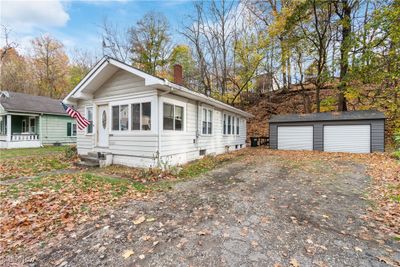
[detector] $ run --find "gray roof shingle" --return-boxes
[269,110,385,123]
[0,91,67,115]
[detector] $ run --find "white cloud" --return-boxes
[1,0,70,33]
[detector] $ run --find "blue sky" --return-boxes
[1,0,196,56]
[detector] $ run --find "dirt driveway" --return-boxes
[25,151,400,266]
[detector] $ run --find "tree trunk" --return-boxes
[337,0,351,111]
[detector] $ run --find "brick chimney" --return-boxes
[173,64,183,85]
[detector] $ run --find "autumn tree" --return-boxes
[169,44,197,88]
[129,12,171,76]
[31,34,70,98]
[0,48,32,93]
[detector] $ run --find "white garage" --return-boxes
[269,110,385,153]
[323,125,371,153]
[277,126,313,150]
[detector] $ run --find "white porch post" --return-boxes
[39,115,43,146]
[6,114,11,142]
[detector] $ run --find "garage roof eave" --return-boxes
[269,110,385,123]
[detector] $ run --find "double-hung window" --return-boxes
[86,107,93,134]
[112,105,129,131]
[131,102,151,131]
[227,115,231,134]
[202,108,212,135]
[0,116,6,135]
[223,114,226,135]
[67,122,77,137]
[163,103,184,131]
[232,117,235,135]
[236,118,240,135]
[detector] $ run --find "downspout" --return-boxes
[157,80,174,167]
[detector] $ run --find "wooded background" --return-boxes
[1,0,399,147]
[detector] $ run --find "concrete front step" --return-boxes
[74,160,100,168]
[79,155,100,164]
[88,152,100,158]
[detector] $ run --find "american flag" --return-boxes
[61,102,90,130]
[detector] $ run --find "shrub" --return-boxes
[65,145,77,159]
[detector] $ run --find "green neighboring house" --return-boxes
[0,91,77,149]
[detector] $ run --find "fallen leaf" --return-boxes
[354,246,363,252]
[290,258,300,267]
[133,216,146,225]
[122,249,134,259]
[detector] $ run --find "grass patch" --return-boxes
[0,146,68,160]
[0,155,72,181]
[392,150,400,160]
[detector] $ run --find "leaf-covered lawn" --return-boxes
[0,147,247,255]
[0,154,73,181]
[0,173,148,254]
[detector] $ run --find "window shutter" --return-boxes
[67,122,71,137]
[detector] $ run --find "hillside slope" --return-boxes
[243,84,398,149]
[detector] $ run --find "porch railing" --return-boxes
[11,134,39,141]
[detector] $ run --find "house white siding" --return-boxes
[74,67,249,168]
[159,94,246,166]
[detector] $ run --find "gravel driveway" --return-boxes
[29,152,400,266]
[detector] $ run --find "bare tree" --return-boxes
[1,25,18,61]
[100,18,131,62]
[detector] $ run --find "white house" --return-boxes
[63,57,253,168]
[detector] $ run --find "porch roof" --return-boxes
[0,91,67,116]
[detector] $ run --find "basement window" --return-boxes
[199,149,206,156]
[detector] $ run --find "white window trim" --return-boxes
[130,102,152,132]
[223,113,241,136]
[161,99,186,132]
[85,106,94,135]
[67,122,77,137]
[109,97,155,135]
[201,107,213,136]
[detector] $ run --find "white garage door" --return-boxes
[277,126,313,150]
[324,125,370,153]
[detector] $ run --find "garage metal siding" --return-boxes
[371,120,385,152]
[269,119,385,153]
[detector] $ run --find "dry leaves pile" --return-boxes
[103,165,175,183]
[0,173,147,254]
